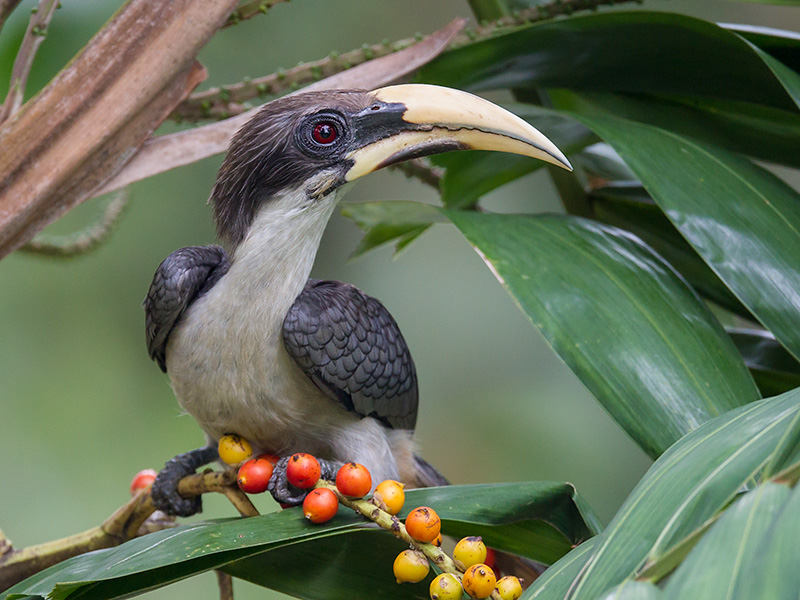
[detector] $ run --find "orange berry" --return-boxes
[495,576,523,600]
[129,469,157,496]
[218,434,253,466]
[429,573,463,600]
[405,506,441,543]
[393,549,429,583]
[453,536,487,570]
[302,488,339,523]
[285,453,321,489]
[335,462,372,498]
[374,479,405,514]
[462,563,497,599]
[431,533,443,547]
[237,455,274,494]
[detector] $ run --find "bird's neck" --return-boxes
[223,187,340,317]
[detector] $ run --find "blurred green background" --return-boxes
[1,1,798,598]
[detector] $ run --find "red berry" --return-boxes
[130,469,158,496]
[286,453,321,489]
[302,488,339,523]
[237,455,275,494]
[335,462,372,498]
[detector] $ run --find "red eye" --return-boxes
[312,121,338,145]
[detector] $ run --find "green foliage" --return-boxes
[5,2,800,600]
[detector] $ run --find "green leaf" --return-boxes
[546,92,800,169]
[598,581,664,600]
[564,390,800,600]
[730,24,800,73]
[525,539,597,600]
[340,201,443,257]
[448,211,759,458]
[431,104,593,209]
[3,483,594,600]
[727,328,800,397]
[732,482,800,600]
[662,483,791,600]
[591,183,751,318]
[552,92,800,363]
[419,12,798,111]
[574,143,636,181]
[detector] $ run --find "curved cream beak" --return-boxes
[344,84,572,182]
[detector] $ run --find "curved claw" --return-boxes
[267,456,344,506]
[151,446,218,517]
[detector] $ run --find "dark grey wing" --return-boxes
[144,245,230,372]
[283,279,418,430]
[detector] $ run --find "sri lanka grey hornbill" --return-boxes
[143,84,571,515]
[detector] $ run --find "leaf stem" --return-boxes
[0,0,60,124]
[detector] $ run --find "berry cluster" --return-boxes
[130,436,524,600]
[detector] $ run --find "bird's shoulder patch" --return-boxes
[283,279,418,430]
[144,245,230,372]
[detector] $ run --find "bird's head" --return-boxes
[210,84,572,249]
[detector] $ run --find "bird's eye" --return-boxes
[311,121,338,145]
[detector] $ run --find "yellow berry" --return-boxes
[453,536,487,570]
[217,434,253,466]
[429,573,463,600]
[374,479,405,515]
[393,549,430,584]
[462,563,497,599]
[495,576,523,600]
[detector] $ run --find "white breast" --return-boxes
[164,187,354,455]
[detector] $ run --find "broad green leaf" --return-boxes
[599,582,664,600]
[730,24,800,72]
[432,104,594,209]
[728,328,800,397]
[563,390,800,600]
[574,143,636,181]
[546,92,800,168]
[732,482,800,600]
[748,42,800,110]
[552,91,800,363]
[448,211,759,458]
[3,483,593,600]
[662,483,790,600]
[419,12,798,111]
[591,184,750,318]
[525,539,597,600]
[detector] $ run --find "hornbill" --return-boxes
[144,84,572,516]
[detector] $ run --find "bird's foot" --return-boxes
[151,446,218,517]
[268,456,342,506]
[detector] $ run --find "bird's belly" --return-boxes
[165,303,352,457]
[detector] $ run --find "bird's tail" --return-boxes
[411,454,546,587]
[412,454,450,487]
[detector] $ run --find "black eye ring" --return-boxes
[297,112,348,157]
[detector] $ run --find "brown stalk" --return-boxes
[0,0,240,260]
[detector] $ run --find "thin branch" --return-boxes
[0,469,244,591]
[0,0,60,124]
[173,0,642,123]
[389,158,443,191]
[223,0,288,27]
[21,189,130,257]
[216,570,234,600]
